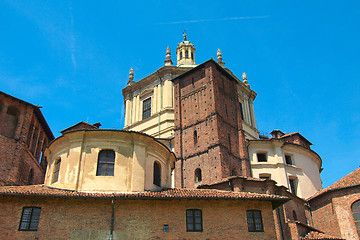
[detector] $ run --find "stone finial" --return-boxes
[164,46,173,66]
[217,48,225,67]
[217,49,223,62]
[183,30,187,41]
[242,72,249,86]
[127,68,135,86]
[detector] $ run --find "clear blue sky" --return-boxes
[1,0,359,188]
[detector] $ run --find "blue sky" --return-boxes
[1,0,359,188]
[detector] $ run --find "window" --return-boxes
[293,211,298,221]
[259,174,271,180]
[289,178,297,195]
[195,168,202,183]
[285,155,293,165]
[191,52,194,60]
[247,210,264,232]
[96,150,115,176]
[257,153,267,162]
[186,209,203,232]
[194,130,198,145]
[142,98,151,120]
[180,52,183,59]
[52,158,61,183]
[239,102,244,120]
[352,200,360,236]
[153,161,161,187]
[5,106,19,138]
[185,50,189,58]
[163,224,169,232]
[228,134,231,151]
[19,207,41,231]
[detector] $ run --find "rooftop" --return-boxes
[0,184,288,202]
[308,167,360,201]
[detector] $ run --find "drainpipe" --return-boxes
[110,198,115,240]
[276,207,285,240]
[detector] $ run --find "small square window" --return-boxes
[163,224,169,232]
[259,175,271,180]
[257,153,267,162]
[19,207,41,231]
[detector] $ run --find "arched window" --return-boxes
[96,150,115,176]
[185,50,189,58]
[194,130,198,145]
[293,210,298,221]
[52,158,61,183]
[195,168,202,183]
[153,161,161,187]
[180,52,183,60]
[5,106,19,138]
[352,200,360,236]
[191,52,194,60]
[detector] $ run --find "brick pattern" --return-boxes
[173,60,251,188]
[310,186,360,239]
[0,92,53,186]
[0,195,278,240]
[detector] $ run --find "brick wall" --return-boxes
[0,93,52,186]
[310,186,360,239]
[0,195,278,240]
[173,61,251,188]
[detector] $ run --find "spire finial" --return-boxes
[164,46,173,66]
[217,48,225,67]
[242,72,249,86]
[183,29,187,41]
[127,68,135,86]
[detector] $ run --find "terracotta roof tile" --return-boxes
[308,167,360,200]
[0,185,288,201]
[301,231,344,240]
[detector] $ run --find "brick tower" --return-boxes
[173,59,251,188]
[0,91,54,186]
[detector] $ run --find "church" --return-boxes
[0,34,358,240]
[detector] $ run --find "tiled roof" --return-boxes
[0,185,288,201]
[280,132,313,145]
[308,167,360,201]
[301,231,344,240]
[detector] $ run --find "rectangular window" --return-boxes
[259,175,271,180]
[52,158,61,183]
[239,102,244,120]
[142,98,151,120]
[257,153,267,162]
[19,207,41,231]
[289,179,297,195]
[247,210,264,232]
[285,155,293,165]
[186,209,203,232]
[163,224,169,232]
[97,150,115,176]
